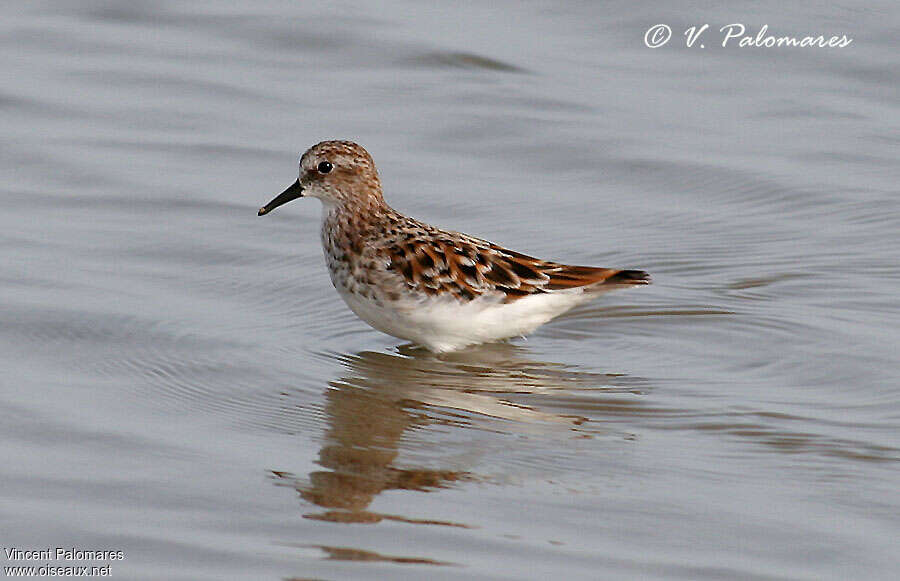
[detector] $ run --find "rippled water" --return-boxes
[2,2,899,580]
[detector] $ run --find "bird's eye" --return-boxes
[317,161,333,174]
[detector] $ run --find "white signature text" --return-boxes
[644,23,853,49]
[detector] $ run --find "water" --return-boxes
[2,2,899,579]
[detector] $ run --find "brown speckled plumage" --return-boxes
[258,140,650,351]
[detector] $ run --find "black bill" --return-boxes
[258,179,303,216]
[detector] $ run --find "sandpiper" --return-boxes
[258,141,649,352]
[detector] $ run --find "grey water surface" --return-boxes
[2,1,899,580]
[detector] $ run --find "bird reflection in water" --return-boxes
[271,343,624,526]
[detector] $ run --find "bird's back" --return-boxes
[367,209,649,304]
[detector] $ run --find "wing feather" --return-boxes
[380,219,649,303]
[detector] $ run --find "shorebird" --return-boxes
[258,141,649,352]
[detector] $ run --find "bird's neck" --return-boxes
[320,196,392,258]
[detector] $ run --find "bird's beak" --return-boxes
[258,179,303,216]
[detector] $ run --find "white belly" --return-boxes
[337,288,592,352]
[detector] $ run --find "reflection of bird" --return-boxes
[258,140,649,352]
[291,375,466,525]
[272,344,619,525]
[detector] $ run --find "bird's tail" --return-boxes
[603,269,651,286]
[543,266,651,293]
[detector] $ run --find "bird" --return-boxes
[258,141,649,352]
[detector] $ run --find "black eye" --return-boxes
[317,161,333,174]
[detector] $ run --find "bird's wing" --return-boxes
[379,225,649,303]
